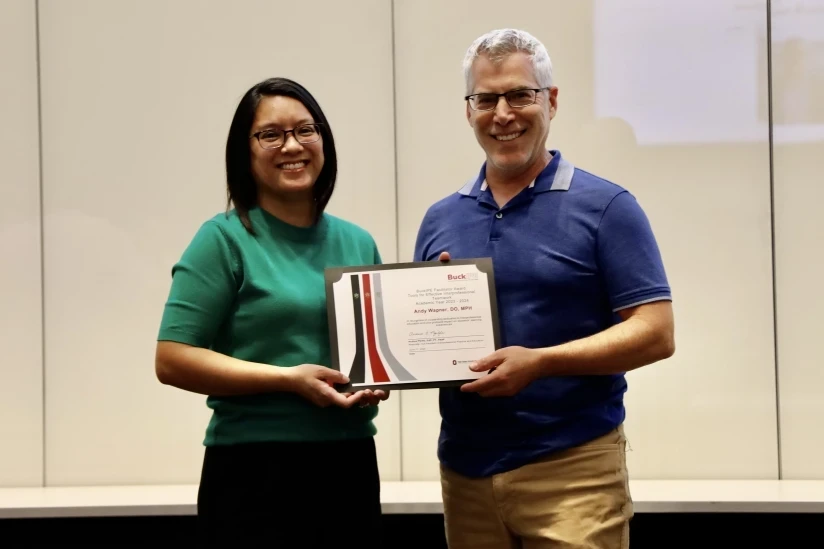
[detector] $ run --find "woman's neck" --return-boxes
[257,192,316,228]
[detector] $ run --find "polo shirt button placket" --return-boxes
[490,210,504,241]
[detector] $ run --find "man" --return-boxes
[413,28,675,548]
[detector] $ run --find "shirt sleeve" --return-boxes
[597,191,672,311]
[372,239,383,265]
[157,221,240,347]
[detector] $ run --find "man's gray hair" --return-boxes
[462,28,553,95]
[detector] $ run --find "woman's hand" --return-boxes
[352,389,391,408]
[283,365,364,408]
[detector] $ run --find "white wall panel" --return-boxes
[395,0,778,480]
[39,0,399,485]
[0,0,44,487]
[23,0,818,488]
[772,0,824,479]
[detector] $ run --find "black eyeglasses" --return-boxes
[465,88,550,111]
[249,123,323,150]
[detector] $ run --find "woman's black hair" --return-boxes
[225,77,337,232]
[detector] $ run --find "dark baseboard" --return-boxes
[1,513,821,548]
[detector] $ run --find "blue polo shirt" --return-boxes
[413,150,672,478]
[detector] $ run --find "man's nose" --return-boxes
[493,96,515,124]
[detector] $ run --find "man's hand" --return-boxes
[460,346,544,397]
[440,251,542,397]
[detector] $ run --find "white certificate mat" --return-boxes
[324,258,501,391]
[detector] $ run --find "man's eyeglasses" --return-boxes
[465,88,550,111]
[249,123,323,150]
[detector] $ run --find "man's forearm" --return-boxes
[536,304,675,376]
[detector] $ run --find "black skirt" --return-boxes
[197,436,383,548]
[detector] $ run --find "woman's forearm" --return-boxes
[155,340,294,396]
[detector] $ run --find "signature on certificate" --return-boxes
[409,330,446,337]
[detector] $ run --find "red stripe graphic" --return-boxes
[362,274,390,383]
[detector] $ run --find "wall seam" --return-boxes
[34,0,47,487]
[766,0,783,480]
[389,0,404,481]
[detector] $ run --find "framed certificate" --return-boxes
[324,258,501,391]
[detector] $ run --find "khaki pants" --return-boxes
[440,426,633,549]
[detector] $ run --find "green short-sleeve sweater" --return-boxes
[157,206,380,445]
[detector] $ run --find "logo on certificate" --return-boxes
[447,272,478,281]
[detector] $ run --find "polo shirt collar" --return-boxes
[457,150,574,198]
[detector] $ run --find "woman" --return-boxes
[155,77,388,547]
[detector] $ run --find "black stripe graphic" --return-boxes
[349,274,366,383]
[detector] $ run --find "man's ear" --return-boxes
[548,87,559,120]
[466,102,473,126]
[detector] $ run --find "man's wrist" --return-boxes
[534,346,560,378]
